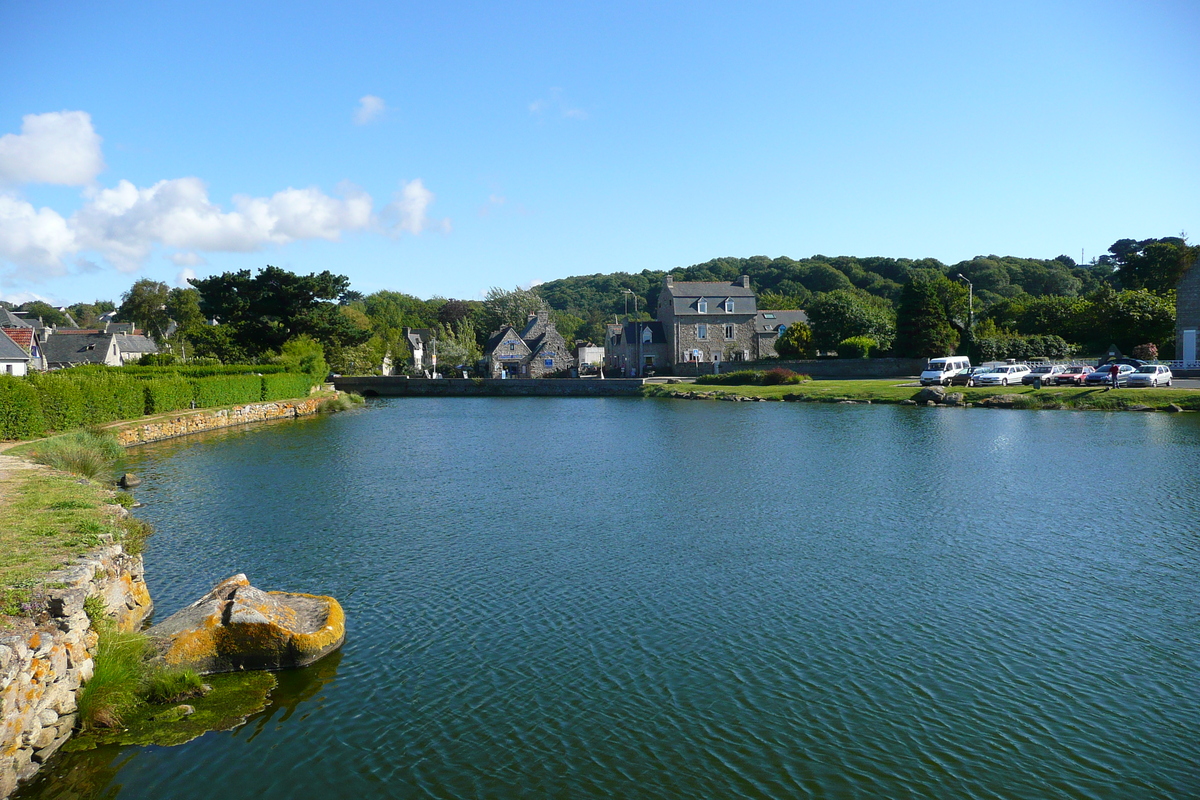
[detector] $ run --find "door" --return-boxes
[1184,328,1197,364]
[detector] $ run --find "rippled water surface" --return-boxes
[20,399,1200,799]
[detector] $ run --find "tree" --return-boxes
[436,299,475,328]
[895,276,960,358]
[774,322,814,359]
[117,280,172,339]
[68,300,116,328]
[190,266,371,357]
[1109,237,1198,294]
[480,287,545,334]
[18,301,70,327]
[1083,286,1176,356]
[165,287,205,332]
[804,290,896,351]
[277,335,328,380]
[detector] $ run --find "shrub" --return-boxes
[695,369,810,386]
[774,322,814,359]
[0,376,46,439]
[760,367,806,385]
[837,336,877,358]
[72,373,145,425]
[318,393,364,413]
[262,372,316,401]
[137,353,178,366]
[1131,343,1158,361]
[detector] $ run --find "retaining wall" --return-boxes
[670,357,927,378]
[0,533,152,796]
[112,397,323,447]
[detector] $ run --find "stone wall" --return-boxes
[670,357,927,378]
[334,377,647,397]
[112,397,323,447]
[0,534,152,797]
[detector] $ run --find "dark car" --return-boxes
[951,366,991,386]
[1084,363,1135,387]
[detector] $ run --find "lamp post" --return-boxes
[956,273,973,358]
[622,289,641,377]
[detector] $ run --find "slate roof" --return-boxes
[41,332,117,367]
[0,308,33,328]
[662,280,757,316]
[665,281,756,298]
[615,321,666,344]
[755,310,809,331]
[0,330,30,362]
[114,334,159,354]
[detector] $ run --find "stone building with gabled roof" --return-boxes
[0,329,31,375]
[657,274,759,367]
[484,309,575,378]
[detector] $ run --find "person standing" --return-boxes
[1109,363,1120,389]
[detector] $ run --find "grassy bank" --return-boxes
[644,379,1200,411]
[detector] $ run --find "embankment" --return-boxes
[332,377,647,397]
[110,396,324,446]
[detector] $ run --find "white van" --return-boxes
[920,356,971,386]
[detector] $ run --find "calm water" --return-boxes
[19,399,1200,799]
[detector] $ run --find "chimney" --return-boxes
[664,275,674,287]
[537,309,549,323]
[736,275,750,288]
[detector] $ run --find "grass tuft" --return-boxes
[318,392,364,414]
[29,429,124,479]
[145,669,205,704]
[77,628,153,730]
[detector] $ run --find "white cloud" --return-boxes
[169,252,205,267]
[383,179,447,235]
[0,194,76,278]
[0,290,51,305]
[354,95,386,125]
[0,111,105,186]
[175,267,197,286]
[71,177,375,271]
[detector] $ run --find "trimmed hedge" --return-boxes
[74,373,145,425]
[114,364,288,378]
[263,373,315,401]
[144,377,195,415]
[0,376,47,439]
[25,373,85,431]
[191,374,264,407]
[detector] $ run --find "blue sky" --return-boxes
[1,0,1197,306]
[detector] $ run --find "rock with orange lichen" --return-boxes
[145,574,345,675]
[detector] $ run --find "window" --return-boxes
[642,327,653,344]
[697,323,707,339]
[712,352,721,362]
[763,313,776,319]
[778,325,787,335]
[697,299,708,313]
[508,341,516,351]
[644,355,655,366]
[724,324,735,340]
[725,299,735,313]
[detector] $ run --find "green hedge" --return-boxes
[0,376,47,439]
[25,373,85,431]
[74,373,145,425]
[191,374,264,407]
[262,373,315,401]
[107,364,288,378]
[144,377,195,415]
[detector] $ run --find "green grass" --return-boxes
[644,379,1200,411]
[0,469,153,616]
[145,668,205,704]
[318,392,365,413]
[76,628,153,730]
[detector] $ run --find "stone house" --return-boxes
[41,330,124,368]
[1177,260,1199,366]
[657,275,761,367]
[484,310,575,378]
[604,321,670,377]
[403,327,437,375]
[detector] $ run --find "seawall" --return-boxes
[111,397,323,446]
[332,377,647,397]
[671,357,927,379]
[0,533,151,796]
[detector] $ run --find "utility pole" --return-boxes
[956,274,973,357]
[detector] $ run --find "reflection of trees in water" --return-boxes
[239,649,343,743]
[12,744,133,800]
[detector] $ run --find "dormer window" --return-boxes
[641,327,653,344]
[724,299,735,313]
[697,299,708,313]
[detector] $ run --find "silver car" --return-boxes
[1126,364,1173,387]
[972,364,1032,386]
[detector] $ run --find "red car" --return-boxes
[1052,365,1094,386]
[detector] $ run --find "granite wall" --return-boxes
[112,397,323,447]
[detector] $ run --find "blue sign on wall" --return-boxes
[544,359,554,367]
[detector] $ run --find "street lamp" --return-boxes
[621,289,640,378]
[956,274,974,356]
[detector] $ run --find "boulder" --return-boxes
[942,392,965,406]
[913,386,945,404]
[1166,403,1183,413]
[118,473,142,489]
[146,575,345,675]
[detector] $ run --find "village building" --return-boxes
[603,321,669,377]
[402,327,437,375]
[1,328,44,371]
[1177,260,1199,367]
[752,309,809,360]
[0,329,31,375]
[656,275,761,367]
[576,342,604,373]
[41,330,124,368]
[484,310,575,378]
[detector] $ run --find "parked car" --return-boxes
[1021,365,1067,386]
[1126,364,1173,387]
[972,364,1032,386]
[951,366,991,386]
[1084,363,1136,387]
[1052,365,1093,386]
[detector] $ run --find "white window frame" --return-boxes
[724,324,735,340]
[725,298,734,313]
[697,323,708,340]
[642,326,653,344]
[697,298,708,313]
